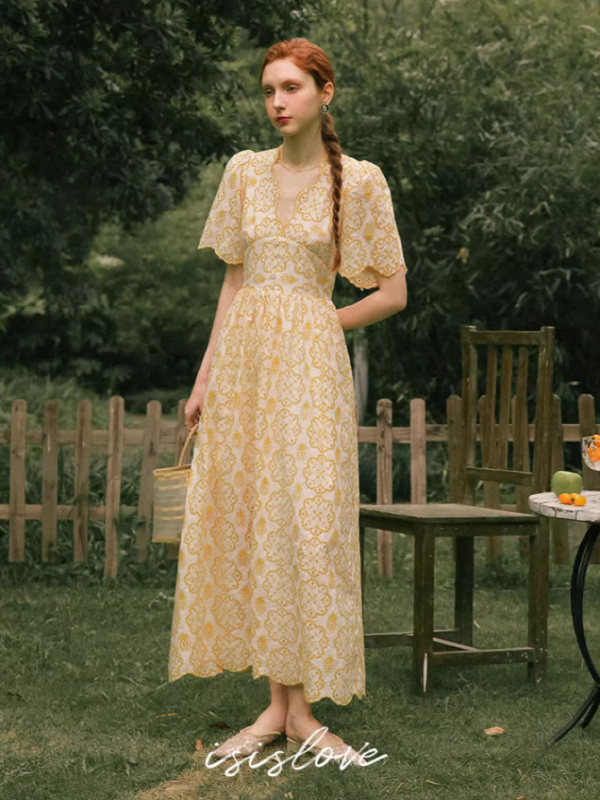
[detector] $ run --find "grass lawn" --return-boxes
[1,528,600,800]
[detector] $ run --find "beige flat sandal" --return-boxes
[286,732,369,767]
[211,725,285,758]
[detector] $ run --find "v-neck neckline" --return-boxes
[269,145,328,229]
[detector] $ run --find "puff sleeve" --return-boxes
[197,149,254,264]
[339,160,407,290]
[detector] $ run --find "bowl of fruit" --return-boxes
[582,434,600,472]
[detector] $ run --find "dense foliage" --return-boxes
[1,0,598,428]
[0,0,319,373]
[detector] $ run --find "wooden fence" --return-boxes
[1,393,599,579]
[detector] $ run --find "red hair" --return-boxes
[260,38,344,274]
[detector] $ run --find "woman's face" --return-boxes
[261,57,332,137]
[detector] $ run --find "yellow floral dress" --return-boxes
[168,144,407,705]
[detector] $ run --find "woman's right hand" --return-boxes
[184,382,206,431]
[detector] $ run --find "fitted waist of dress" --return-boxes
[241,279,334,303]
[242,238,335,301]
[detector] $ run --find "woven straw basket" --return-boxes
[152,421,199,544]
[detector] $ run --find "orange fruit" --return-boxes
[558,493,574,504]
[587,443,600,462]
[573,494,587,506]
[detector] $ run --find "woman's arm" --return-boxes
[191,262,244,393]
[337,267,407,331]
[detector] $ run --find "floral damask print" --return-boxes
[168,144,407,705]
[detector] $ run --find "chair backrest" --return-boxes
[458,326,555,508]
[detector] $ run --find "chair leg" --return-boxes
[528,515,550,684]
[454,536,474,646]
[413,529,435,695]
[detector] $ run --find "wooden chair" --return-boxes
[359,325,555,694]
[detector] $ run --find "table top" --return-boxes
[529,491,600,522]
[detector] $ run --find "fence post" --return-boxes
[41,399,59,563]
[137,400,162,562]
[74,400,92,562]
[9,398,27,562]
[104,396,124,581]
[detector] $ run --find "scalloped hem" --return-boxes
[168,664,366,706]
[197,242,244,266]
[339,260,408,291]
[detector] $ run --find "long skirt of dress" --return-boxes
[167,283,366,706]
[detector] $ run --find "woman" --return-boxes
[168,37,408,766]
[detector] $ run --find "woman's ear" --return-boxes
[322,81,334,105]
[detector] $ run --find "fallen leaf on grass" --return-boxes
[195,739,203,752]
[425,779,441,785]
[155,713,176,718]
[485,726,505,735]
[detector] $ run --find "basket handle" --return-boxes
[177,421,199,468]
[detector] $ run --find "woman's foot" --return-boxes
[285,713,368,765]
[285,713,348,751]
[210,705,287,758]
[243,705,287,737]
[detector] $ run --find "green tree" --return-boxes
[317,0,600,418]
[0,0,320,331]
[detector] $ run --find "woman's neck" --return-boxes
[279,136,327,169]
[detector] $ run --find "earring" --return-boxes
[320,103,330,114]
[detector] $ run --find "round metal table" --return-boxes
[528,490,600,743]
